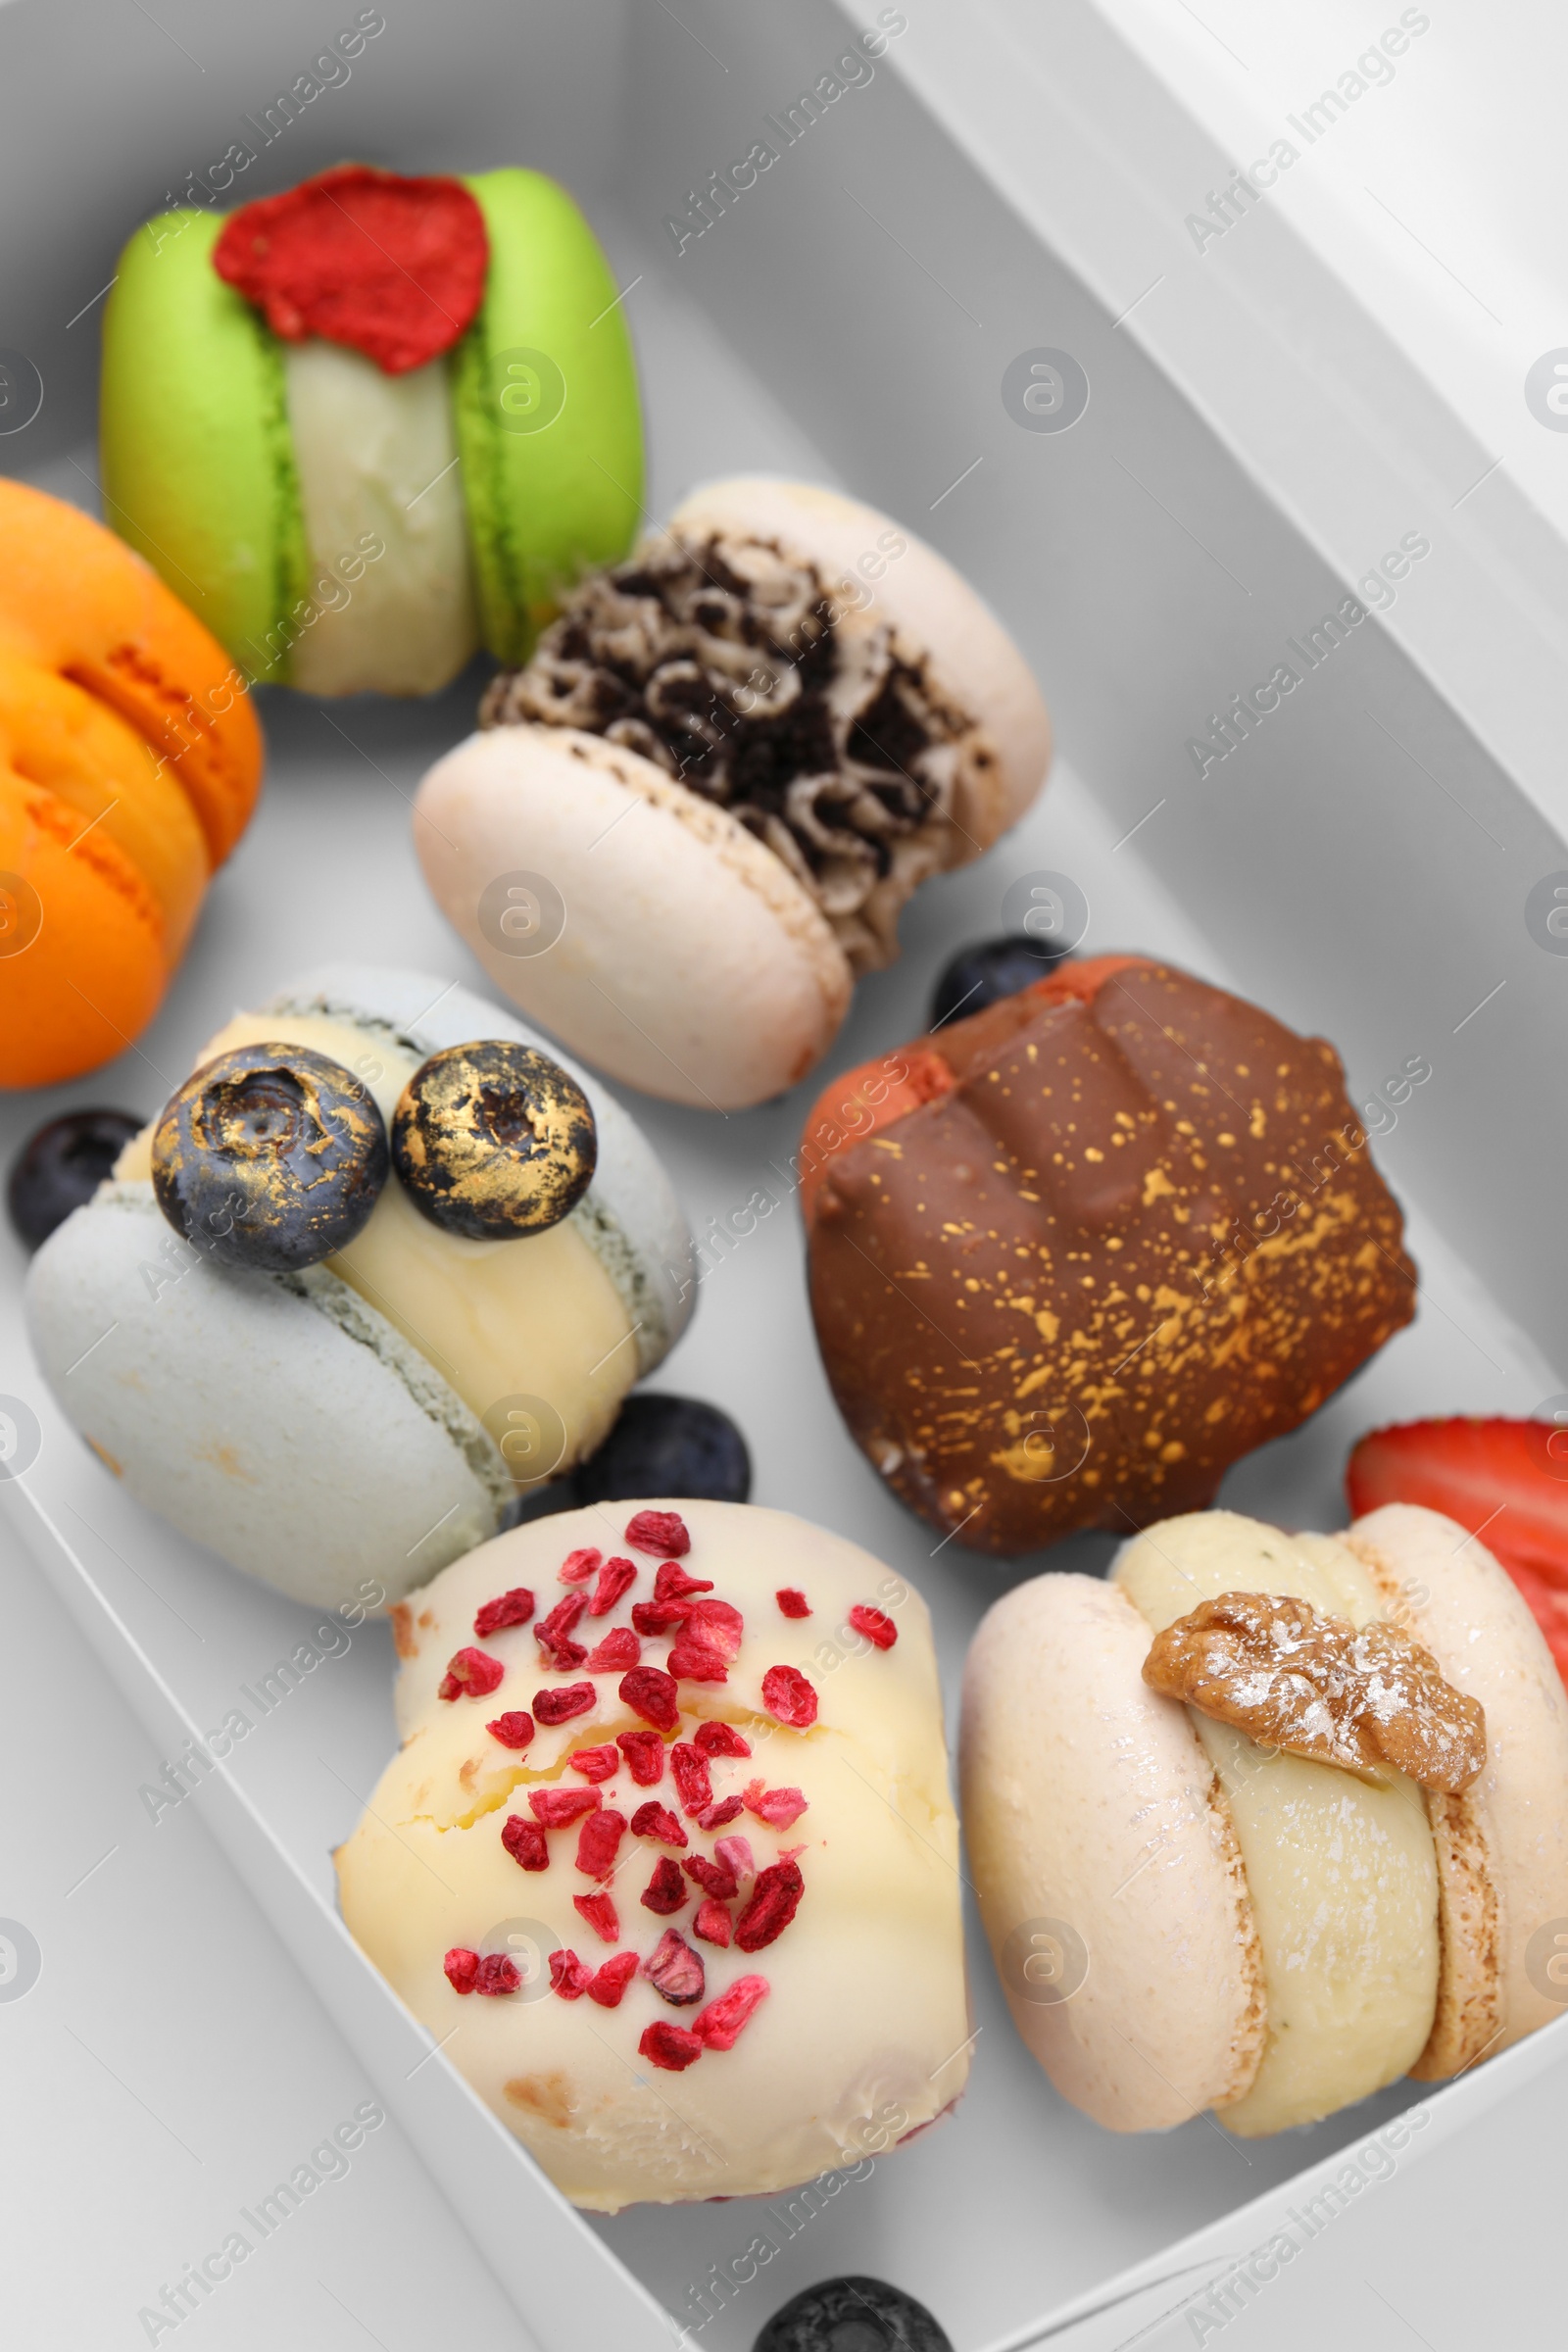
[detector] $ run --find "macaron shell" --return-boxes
[959,1571,1264,2130]
[24,1186,505,1610]
[0,473,266,858]
[414,727,852,1110]
[99,210,306,691]
[452,170,642,665]
[669,475,1052,849]
[1348,1501,1568,2069]
[0,770,167,1088]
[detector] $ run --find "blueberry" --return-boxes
[392,1042,596,1241]
[572,1394,751,1505]
[754,2276,954,2352]
[929,933,1070,1029]
[151,1044,388,1274]
[7,1109,143,1250]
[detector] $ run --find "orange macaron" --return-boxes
[0,478,264,1088]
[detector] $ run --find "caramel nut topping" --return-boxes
[1143,1590,1486,1793]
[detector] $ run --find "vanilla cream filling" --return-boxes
[119,1011,634,1482]
[282,340,479,697]
[1114,1511,1440,2135]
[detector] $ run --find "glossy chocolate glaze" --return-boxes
[808,960,1416,1554]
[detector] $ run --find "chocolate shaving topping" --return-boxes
[479,531,977,970]
[1143,1590,1487,1793]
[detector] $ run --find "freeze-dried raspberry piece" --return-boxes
[473,1586,535,1637]
[744,1781,808,1830]
[670,1742,712,1816]
[589,1555,638,1617]
[585,1626,640,1672]
[438,1646,505,1701]
[693,1898,732,1947]
[736,1860,804,1951]
[644,1928,706,2005]
[616,1731,666,1786]
[626,1509,690,1556]
[849,1603,899,1650]
[641,1858,688,1915]
[682,1598,744,1660]
[692,1973,769,2049]
[619,1666,679,1730]
[631,1801,687,1848]
[588,1951,639,2007]
[559,1546,602,1585]
[667,1642,729,1685]
[444,1946,479,1993]
[486,1710,535,1750]
[639,2020,702,2071]
[501,1815,549,1871]
[696,1796,745,1831]
[683,1853,738,1900]
[654,1560,713,1602]
[475,1953,521,1996]
[713,1834,755,1885]
[535,1592,589,1668]
[762,1665,817,1728]
[632,1600,687,1638]
[776,1588,811,1618]
[694,1721,751,1758]
[576,1808,626,1881]
[550,1948,592,2000]
[573,1890,620,1945]
[568,1742,619,1782]
[533,1682,596,1726]
[529,1787,602,1827]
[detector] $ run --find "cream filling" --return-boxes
[1114,1512,1440,2135]
[282,340,479,697]
[118,1011,634,1484]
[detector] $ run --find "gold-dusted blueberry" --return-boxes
[151,1044,389,1273]
[391,1042,597,1241]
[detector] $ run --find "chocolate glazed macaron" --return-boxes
[802,956,1416,1553]
[413,477,1052,1108]
[24,968,692,1609]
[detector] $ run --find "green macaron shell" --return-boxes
[100,209,307,683]
[452,169,643,666]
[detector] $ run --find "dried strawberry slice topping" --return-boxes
[849,1603,899,1650]
[744,1781,808,1829]
[619,1666,679,1730]
[587,1951,639,2008]
[776,1587,811,1619]
[683,1853,738,1901]
[641,1858,688,1914]
[666,1642,730,1686]
[631,1601,687,1637]
[533,1682,597,1726]
[444,1946,479,1994]
[713,1833,755,1885]
[762,1665,818,1729]
[501,1815,549,1871]
[639,2020,702,2071]
[626,1509,690,1556]
[487,1709,535,1750]
[692,1973,769,2049]
[559,1546,602,1585]
[696,1795,745,1831]
[644,1928,706,2006]
[535,1592,588,1668]
[576,1808,626,1881]
[589,1555,638,1617]
[475,1953,521,1996]
[549,1948,592,2001]
[212,165,489,375]
[616,1731,666,1786]
[654,1561,713,1602]
[693,1898,733,1947]
[670,1742,713,1817]
[473,1586,535,1637]
[528,1788,602,1828]
[438,1645,505,1701]
[694,1721,751,1757]
[585,1626,640,1672]
[735,1860,804,1951]
[572,1890,620,1945]
[568,1742,619,1782]
[630,1800,687,1848]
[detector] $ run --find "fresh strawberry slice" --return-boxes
[1347,1417,1568,1683]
